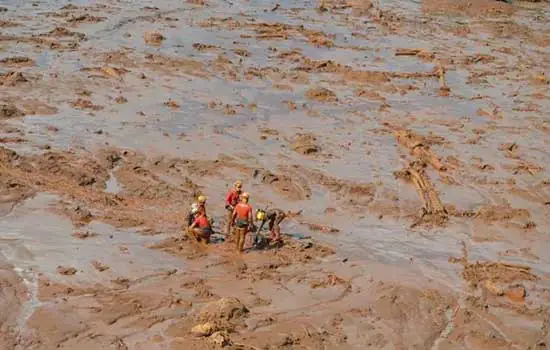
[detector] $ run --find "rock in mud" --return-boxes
[56,266,77,276]
[0,104,24,119]
[144,31,165,45]
[191,322,217,337]
[91,260,110,272]
[71,98,104,111]
[198,297,248,322]
[164,99,180,109]
[305,87,338,102]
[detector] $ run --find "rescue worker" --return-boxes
[224,180,243,239]
[255,208,286,243]
[231,192,253,252]
[197,195,207,215]
[186,203,199,228]
[188,207,212,246]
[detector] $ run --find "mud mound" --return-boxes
[284,165,376,208]
[462,262,537,286]
[143,31,165,45]
[305,87,338,102]
[291,133,321,155]
[0,104,25,119]
[254,168,312,201]
[144,53,207,77]
[67,13,105,25]
[0,56,35,67]
[31,151,109,189]
[71,98,104,111]
[0,71,28,86]
[0,174,35,216]
[198,297,248,322]
[114,163,198,202]
[47,27,86,40]
[473,204,530,223]
[422,0,514,17]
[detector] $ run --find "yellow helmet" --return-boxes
[256,209,265,221]
[197,195,206,203]
[234,180,242,188]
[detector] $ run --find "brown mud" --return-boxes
[1,0,550,349]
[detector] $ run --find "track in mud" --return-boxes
[1,0,550,349]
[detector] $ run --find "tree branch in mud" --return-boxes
[394,162,448,228]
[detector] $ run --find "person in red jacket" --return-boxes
[188,207,212,246]
[224,180,243,239]
[231,192,253,252]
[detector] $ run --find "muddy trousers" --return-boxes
[235,228,247,252]
[225,209,234,241]
[269,212,286,241]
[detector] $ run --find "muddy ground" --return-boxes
[1,0,550,349]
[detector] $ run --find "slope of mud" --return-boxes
[1,0,550,348]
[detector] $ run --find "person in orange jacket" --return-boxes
[188,206,212,246]
[224,180,242,239]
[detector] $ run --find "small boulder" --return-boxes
[144,31,165,45]
[191,322,217,337]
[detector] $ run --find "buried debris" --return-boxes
[394,129,446,171]
[0,104,25,119]
[394,162,448,227]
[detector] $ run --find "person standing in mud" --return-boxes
[188,207,212,246]
[224,180,243,240]
[255,208,286,243]
[231,192,253,252]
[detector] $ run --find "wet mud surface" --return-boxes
[1,0,550,349]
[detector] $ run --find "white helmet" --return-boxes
[191,203,199,214]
